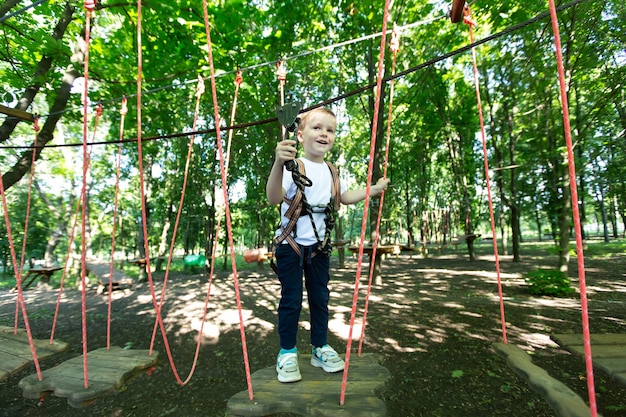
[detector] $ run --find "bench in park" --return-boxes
[11,266,63,292]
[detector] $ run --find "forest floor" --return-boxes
[0,241,625,417]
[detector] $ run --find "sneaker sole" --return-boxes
[277,372,302,383]
[310,358,344,373]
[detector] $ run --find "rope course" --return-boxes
[0,0,605,413]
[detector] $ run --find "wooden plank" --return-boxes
[85,259,133,285]
[0,104,35,122]
[18,346,159,408]
[227,353,390,417]
[552,333,626,390]
[552,333,626,346]
[0,325,69,382]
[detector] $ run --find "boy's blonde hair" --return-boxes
[298,107,336,130]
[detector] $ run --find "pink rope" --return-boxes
[547,0,597,414]
[107,98,127,350]
[145,76,212,386]
[14,122,38,329]
[3,123,43,381]
[78,3,95,389]
[357,28,399,356]
[202,0,253,400]
[340,0,392,406]
[464,7,508,344]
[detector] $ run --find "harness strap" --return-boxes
[274,159,340,258]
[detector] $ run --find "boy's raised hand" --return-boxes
[372,177,390,196]
[276,139,297,164]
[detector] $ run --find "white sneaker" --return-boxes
[276,351,302,383]
[311,345,345,373]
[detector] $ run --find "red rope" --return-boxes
[340,0,392,406]
[202,0,254,400]
[78,3,95,389]
[14,121,39,329]
[107,98,127,350]
[464,6,508,345]
[277,60,287,140]
[547,0,597,414]
[3,121,44,381]
[225,70,243,175]
[50,110,99,344]
[358,27,399,356]
[145,76,210,386]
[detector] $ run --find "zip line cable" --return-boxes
[1,12,449,124]
[0,0,592,152]
[0,0,48,23]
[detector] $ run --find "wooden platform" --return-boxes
[227,353,390,417]
[552,333,626,386]
[0,325,69,382]
[18,346,159,408]
[85,259,133,293]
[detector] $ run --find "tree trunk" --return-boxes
[1,2,77,190]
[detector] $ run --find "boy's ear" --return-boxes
[297,130,304,143]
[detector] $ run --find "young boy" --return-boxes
[266,107,389,383]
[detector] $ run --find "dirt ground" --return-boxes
[1,243,625,417]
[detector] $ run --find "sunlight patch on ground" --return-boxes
[587,283,626,294]
[443,302,465,309]
[183,309,274,343]
[518,332,559,351]
[459,310,483,318]
[487,294,580,309]
[426,328,447,343]
[328,313,364,340]
[383,337,424,353]
[602,316,626,326]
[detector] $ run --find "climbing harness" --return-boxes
[274,158,341,259]
[272,103,341,264]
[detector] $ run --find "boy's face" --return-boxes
[297,111,336,163]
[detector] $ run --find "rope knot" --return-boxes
[276,60,287,82]
[389,27,400,54]
[196,74,205,97]
[95,102,103,117]
[463,6,476,27]
[235,70,243,86]
[33,117,40,132]
[84,0,96,12]
[120,97,128,116]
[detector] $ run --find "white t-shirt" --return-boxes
[276,157,346,246]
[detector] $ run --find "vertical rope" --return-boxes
[107,98,127,350]
[79,0,96,389]
[2,121,44,381]
[225,70,243,176]
[277,60,287,140]
[201,0,254,400]
[14,120,39,329]
[547,0,597,414]
[358,27,399,356]
[340,0,392,406]
[464,6,508,344]
[145,76,211,386]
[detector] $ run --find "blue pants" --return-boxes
[275,244,330,350]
